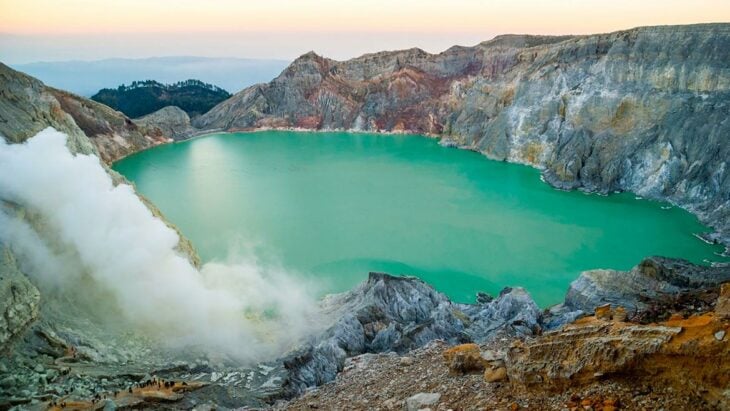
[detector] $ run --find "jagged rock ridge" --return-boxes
[275,272,541,398]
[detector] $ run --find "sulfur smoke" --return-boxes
[0,128,321,361]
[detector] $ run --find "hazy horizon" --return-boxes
[2,0,729,64]
[1,31,501,64]
[10,56,290,96]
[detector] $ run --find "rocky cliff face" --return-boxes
[0,63,200,265]
[0,63,169,163]
[196,24,730,245]
[0,248,39,353]
[506,312,729,405]
[561,257,730,315]
[280,261,730,410]
[0,64,205,407]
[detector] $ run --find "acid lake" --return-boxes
[113,131,727,306]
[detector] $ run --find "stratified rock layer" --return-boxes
[506,312,730,409]
[196,24,730,244]
[506,319,682,389]
[563,257,730,314]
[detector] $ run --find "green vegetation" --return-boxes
[91,79,231,118]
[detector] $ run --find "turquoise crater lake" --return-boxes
[113,131,727,306]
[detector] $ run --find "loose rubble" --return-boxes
[1,257,728,409]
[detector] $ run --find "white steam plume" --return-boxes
[0,128,321,361]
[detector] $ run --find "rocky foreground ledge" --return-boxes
[280,258,730,410]
[1,257,728,409]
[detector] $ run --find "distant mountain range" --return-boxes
[10,56,289,96]
[91,79,231,118]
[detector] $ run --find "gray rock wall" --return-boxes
[563,257,730,314]
[274,272,541,398]
[0,247,40,352]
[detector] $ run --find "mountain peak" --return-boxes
[295,50,322,61]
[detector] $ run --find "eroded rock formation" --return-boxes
[545,256,730,327]
[276,272,541,398]
[0,63,169,163]
[284,279,730,411]
[506,310,730,409]
[0,248,39,353]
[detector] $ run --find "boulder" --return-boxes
[484,366,508,383]
[404,392,440,411]
[274,273,541,398]
[556,257,730,322]
[443,343,487,374]
[134,106,196,141]
[505,319,682,390]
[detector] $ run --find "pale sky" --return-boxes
[1,0,729,63]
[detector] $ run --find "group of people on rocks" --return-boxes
[48,377,189,408]
[135,377,187,390]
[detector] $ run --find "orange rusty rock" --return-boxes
[484,366,508,383]
[594,304,611,320]
[45,380,206,411]
[443,343,487,374]
[612,306,627,322]
[506,311,729,407]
